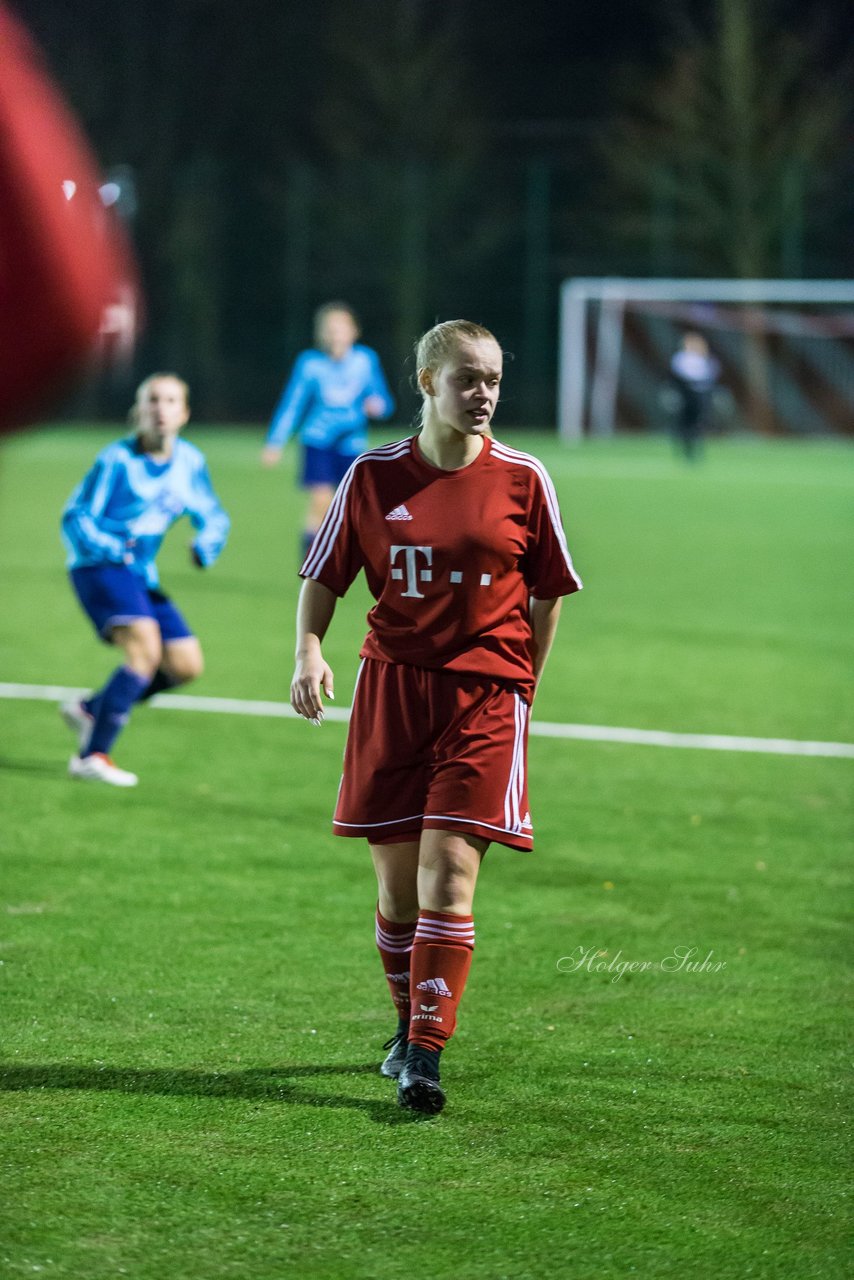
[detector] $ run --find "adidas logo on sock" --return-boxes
[387,971,410,984]
[416,977,453,998]
[385,504,413,521]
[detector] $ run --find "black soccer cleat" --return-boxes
[379,1029,409,1079]
[397,1044,445,1115]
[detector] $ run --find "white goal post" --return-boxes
[558,277,854,440]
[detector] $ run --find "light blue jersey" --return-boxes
[265,344,394,453]
[61,436,230,589]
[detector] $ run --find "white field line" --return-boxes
[2,682,853,760]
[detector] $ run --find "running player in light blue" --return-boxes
[261,301,395,555]
[60,372,230,787]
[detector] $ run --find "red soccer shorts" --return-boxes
[333,658,534,851]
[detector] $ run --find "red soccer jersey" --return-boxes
[300,435,582,700]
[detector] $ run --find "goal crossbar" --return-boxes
[558,277,854,440]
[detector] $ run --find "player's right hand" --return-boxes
[290,654,335,726]
[261,445,282,468]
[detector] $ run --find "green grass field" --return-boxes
[1,426,852,1279]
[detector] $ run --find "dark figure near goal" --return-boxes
[669,331,720,462]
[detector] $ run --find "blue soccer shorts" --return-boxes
[301,445,356,489]
[70,564,194,644]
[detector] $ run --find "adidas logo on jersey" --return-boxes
[416,977,453,998]
[385,504,413,521]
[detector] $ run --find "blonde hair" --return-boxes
[415,319,500,377]
[130,372,190,427]
[415,320,502,432]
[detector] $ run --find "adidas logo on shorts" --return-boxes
[416,976,453,998]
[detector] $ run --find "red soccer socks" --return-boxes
[375,908,416,1022]
[408,910,475,1052]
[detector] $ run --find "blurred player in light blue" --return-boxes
[60,373,230,786]
[261,301,395,555]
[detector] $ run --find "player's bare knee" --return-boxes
[173,650,204,683]
[376,880,419,919]
[117,620,162,677]
[432,871,476,915]
[371,842,419,919]
[163,638,204,684]
[421,858,477,912]
[308,485,335,528]
[380,883,420,920]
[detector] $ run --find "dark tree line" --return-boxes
[13,0,853,423]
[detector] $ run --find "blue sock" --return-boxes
[84,666,149,757]
[136,667,182,703]
[85,667,176,720]
[83,693,101,720]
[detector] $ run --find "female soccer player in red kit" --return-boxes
[290,320,582,1113]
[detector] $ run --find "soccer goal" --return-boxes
[557,278,854,441]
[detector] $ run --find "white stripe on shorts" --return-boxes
[503,692,528,834]
[422,812,534,842]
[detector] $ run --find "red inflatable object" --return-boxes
[0,3,139,433]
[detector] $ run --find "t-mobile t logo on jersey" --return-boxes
[390,544,433,598]
[389,545,493,596]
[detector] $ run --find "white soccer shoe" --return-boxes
[68,752,138,788]
[60,697,95,751]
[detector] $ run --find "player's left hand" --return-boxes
[363,395,385,419]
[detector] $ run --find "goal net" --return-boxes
[558,278,854,441]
